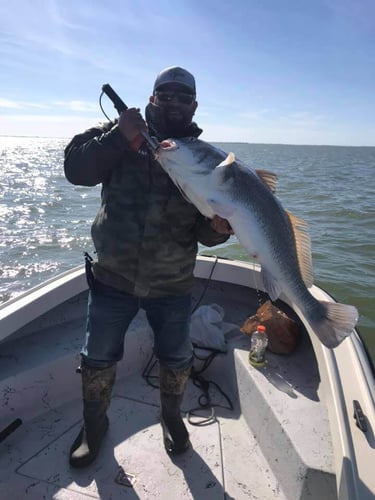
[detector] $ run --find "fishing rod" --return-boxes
[101,84,159,152]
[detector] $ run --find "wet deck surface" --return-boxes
[0,279,337,499]
[1,371,284,499]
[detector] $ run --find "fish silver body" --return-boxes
[156,137,358,348]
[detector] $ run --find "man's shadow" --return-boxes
[70,391,233,499]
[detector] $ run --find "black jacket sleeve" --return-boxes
[195,215,230,247]
[64,122,131,186]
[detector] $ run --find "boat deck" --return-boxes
[0,279,337,499]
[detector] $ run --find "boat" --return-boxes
[0,255,374,499]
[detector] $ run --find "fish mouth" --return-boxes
[159,140,178,151]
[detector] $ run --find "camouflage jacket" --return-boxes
[64,121,229,297]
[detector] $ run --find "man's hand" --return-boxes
[118,108,147,150]
[211,215,234,235]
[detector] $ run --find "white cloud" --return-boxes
[0,98,50,110]
[0,98,22,109]
[52,100,98,112]
[0,98,98,113]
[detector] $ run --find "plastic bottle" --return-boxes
[249,325,268,367]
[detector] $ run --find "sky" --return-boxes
[1,0,374,146]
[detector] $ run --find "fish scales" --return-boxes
[156,138,358,348]
[211,159,302,285]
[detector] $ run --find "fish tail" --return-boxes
[309,301,359,348]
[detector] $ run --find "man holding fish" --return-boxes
[64,66,232,467]
[65,64,358,469]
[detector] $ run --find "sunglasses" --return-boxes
[155,90,195,105]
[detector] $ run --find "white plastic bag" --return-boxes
[190,304,238,352]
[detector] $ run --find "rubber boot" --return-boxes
[159,365,191,454]
[69,362,116,468]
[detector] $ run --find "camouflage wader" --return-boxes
[69,363,116,468]
[64,117,229,464]
[159,365,191,454]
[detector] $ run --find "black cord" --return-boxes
[187,376,234,426]
[141,352,160,389]
[142,254,220,388]
[141,254,234,425]
[99,91,112,121]
[187,359,234,426]
[191,344,223,374]
[142,348,234,426]
[191,255,218,314]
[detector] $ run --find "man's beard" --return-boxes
[163,117,189,136]
[162,108,192,136]
[145,102,194,139]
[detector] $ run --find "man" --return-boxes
[64,66,233,468]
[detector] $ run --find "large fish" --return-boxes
[156,137,358,348]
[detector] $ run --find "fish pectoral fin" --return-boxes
[285,210,314,287]
[208,198,235,219]
[217,152,236,167]
[261,267,282,302]
[255,169,278,193]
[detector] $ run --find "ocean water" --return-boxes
[0,136,374,362]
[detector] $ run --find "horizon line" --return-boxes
[1,134,374,148]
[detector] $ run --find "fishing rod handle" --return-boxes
[102,83,128,114]
[101,83,159,151]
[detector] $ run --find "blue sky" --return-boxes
[1,0,374,145]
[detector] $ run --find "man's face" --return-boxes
[150,83,198,134]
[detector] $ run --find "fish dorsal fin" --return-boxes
[286,210,314,287]
[218,152,236,167]
[255,169,278,193]
[212,152,236,188]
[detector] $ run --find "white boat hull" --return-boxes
[0,256,374,499]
